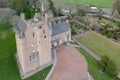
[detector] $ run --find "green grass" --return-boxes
[77,32,120,71]
[67,0,113,8]
[0,25,52,80]
[25,65,52,80]
[76,47,119,80]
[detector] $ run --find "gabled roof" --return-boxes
[52,22,71,36]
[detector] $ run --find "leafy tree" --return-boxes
[25,9,36,19]
[10,0,28,15]
[99,55,117,76]
[47,0,57,16]
[10,0,36,19]
[106,60,117,75]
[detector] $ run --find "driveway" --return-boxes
[49,45,89,80]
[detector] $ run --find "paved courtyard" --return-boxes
[49,45,89,80]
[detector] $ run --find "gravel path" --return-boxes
[49,45,89,80]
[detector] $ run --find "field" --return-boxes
[67,0,113,7]
[76,48,119,80]
[77,31,120,71]
[0,24,51,80]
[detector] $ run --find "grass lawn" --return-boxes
[76,47,119,80]
[0,24,52,80]
[77,31,120,71]
[67,0,113,8]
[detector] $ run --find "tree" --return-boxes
[99,55,117,75]
[10,0,36,19]
[112,0,120,16]
[47,0,57,16]
[25,9,36,19]
[10,0,28,15]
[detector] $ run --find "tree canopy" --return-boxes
[10,0,28,14]
[99,55,117,76]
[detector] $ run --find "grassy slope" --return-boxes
[76,48,119,80]
[67,0,113,7]
[0,25,51,80]
[77,32,120,71]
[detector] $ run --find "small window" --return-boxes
[35,52,38,58]
[30,56,32,61]
[33,54,35,59]
[39,26,42,29]
[43,30,45,34]
[44,35,46,38]
[30,51,39,61]
[33,33,35,37]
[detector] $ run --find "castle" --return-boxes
[14,12,71,79]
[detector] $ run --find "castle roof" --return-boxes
[52,22,70,36]
[14,19,26,39]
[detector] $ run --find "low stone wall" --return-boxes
[72,36,101,61]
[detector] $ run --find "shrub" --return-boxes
[25,9,35,19]
[106,32,112,38]
[101,29,107,35]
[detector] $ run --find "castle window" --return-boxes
[43,30,45,34]
[33,33,35,37]
[30,56,32,61]
[39,26,42,29]
[44,35,46,38]
[30,51,39,61]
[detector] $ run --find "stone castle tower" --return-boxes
[14,13,52,79]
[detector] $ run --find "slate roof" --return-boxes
[52,22,71,36]
[14,19,26,39]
